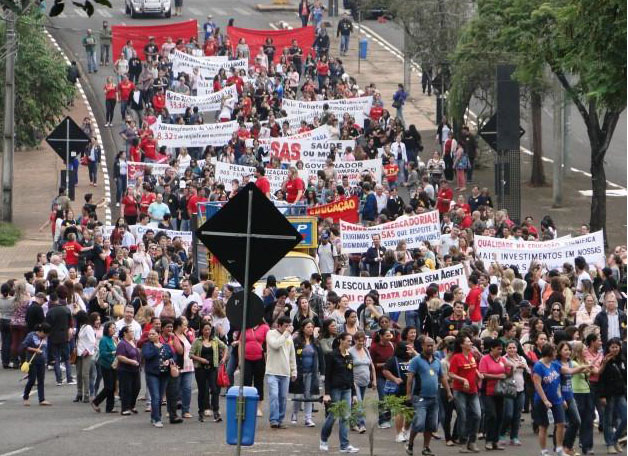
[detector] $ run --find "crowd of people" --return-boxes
[7,7,626,456]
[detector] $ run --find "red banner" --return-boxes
[112,20,198,61]
[307,196,359,223]
[226,26,315,63]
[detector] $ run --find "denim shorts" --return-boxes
[411,396,439,433]
[532,400,566,427]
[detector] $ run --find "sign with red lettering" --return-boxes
[307,196,359,223]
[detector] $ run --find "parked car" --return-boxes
[125,0,171,18]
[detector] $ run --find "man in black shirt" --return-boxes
[46,296,75,385]
[288,39,303,75]
[25,293,46,333]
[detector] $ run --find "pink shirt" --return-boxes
[584,347,603,383]
[479,354,510,396]
[242,324,270,361]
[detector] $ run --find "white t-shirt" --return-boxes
[317,242,337,274]
[115,318,142,342]
[176,292,202,316]
[576,271,591,297]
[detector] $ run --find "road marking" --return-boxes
[579,189,627,197]
[43,30,112,226]
[269,22,278,30]
[188,7,202,15]
[97,9,112,17]
[82,417,124,431]
[0,448,32,456]
[210,7,227,16]
[234,7,252,16]
[74,7,87,17]
[57,12,67,18]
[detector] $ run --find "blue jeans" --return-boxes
[575,392,594,453]
[405,311,419,331]
[396,159,406,185]
[86,49,97,72]
[340,35,350,54]
[355,385,367,427]
[266,374,290,425]
[116,175,127,204]
[0,319,11,366]
[603,395,627,446]
[501,390,525,440]
[23,362,46,402]
[411,396,439,433]
[146,373,169,423]
[177,371,194,414]
[120,101,128,120]
[376,376,391,425]
[89,360,102,397]
[50,342,73,383]
[564,397,582,450]
[321,388,351,449]
[292,371,314,421]
[180,219,191,232]
[453,391,481,444]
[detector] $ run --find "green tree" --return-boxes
[449,0,626,236]
[0,11,76,147]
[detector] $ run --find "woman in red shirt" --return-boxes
[283,167,305,214]
[478,339,511,450]
[103,76,117,127]
[316,55,330,89]
[121,187,139,225]
[369,328,397,428]
[237,323,270,417]
[449,335,483,453]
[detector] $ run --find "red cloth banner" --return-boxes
[226,26,315,63]
[307,196,359,224]
[112,20,198,61]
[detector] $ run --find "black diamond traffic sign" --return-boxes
[226,290,265,330]
[45,116,91,163]
[196,182,302,286]
[478,113,525,152]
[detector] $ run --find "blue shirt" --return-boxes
[533,360,563,405]
[301,343,315,373]
[559,360,574,401]
[408,354,442,398]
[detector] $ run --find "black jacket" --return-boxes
[45,304,72,344]
[25,302,45,333]
[324,349,356,395]
[289,336,325,395]
[364,245,386,277]
[598,354,627,398]
[593,309,627,346]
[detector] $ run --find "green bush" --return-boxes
[0,222,22,246]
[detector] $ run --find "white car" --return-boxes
[125,0,171,18]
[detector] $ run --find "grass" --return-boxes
[0,222,22,246]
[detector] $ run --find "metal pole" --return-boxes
[235,189,253,456]
[563,96,570,176]
[552,77,564,207]
[66,122,71,197]
[2,10,16,222]
[403,26,411,97]
[357,8,361,74]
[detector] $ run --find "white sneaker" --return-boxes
[403,430,410,441]
[291,413,297,424]
[115,202,120,207]
[153,421,163,428]
[340,446,359,453]
[319,440,329,452]
[396,432,408,443]
[378,421,392,429]
[305,419,316,427]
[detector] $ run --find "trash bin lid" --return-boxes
[226,386,259,398]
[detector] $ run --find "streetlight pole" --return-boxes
[2,9,16,222]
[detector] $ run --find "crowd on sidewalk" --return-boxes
[6,6,626,456]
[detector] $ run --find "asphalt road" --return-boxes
[355,19,627,188]
[0,365,619,456]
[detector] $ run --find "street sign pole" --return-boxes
[235,189,253,456]
[66,120,71,196]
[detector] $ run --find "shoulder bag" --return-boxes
[383,357,401,395]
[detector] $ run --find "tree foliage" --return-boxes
[0,11,76,147]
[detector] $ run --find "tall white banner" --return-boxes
[298,158,382,188]
[331,264,468,312]
[257,139,355,163]
[213,162,290,195]
[340,211,442,254]
[153,121,239,147]
[474,231,605,273]
[165,85,237,114]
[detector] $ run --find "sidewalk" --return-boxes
[0,94,106,283]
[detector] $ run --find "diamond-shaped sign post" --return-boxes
[478,113,525,153]
[196,182,301,453]
[45,117,91,198]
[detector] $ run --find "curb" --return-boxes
[43,29,112,226]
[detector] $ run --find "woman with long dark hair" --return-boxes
[290,319,324,427]
[115,325,141,415]
[91,321,117,413]
[142,327,174,427]
[190,321,227,422]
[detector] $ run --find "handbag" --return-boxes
[217,363,230,388]
[169,361,180,378]
[383,357,401,395]
[21,339,44,373]
[80,155,88,166]
[69,347,77,365]
[494,377,517,398]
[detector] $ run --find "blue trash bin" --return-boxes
[359,38,368,59]
[226,386,259,446]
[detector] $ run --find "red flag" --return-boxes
[226,26,316,63]
[112,20,198,61]
[307,196,359,223]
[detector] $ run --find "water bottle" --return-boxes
[547,408,554,424]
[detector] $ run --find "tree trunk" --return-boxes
[589,143,607,241]
[530,91,546,186]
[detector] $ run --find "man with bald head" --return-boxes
[405,337,453,456]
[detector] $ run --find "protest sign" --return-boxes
[197,79,214,96]
[171,50,247,77]
[258,139,355,163]
[331,264,468,312]
[133,225,194,251]
[299,158,381,188]
[165,85,237,114]
[474,231,605,273]
[127,162,171,186]
[213,162,289,195]
[282,96,373,124]
[340,211,441,254]
[144,286,184,308]
[307,196,359,223]
[153,121,239,147]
